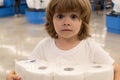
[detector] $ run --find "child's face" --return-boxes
[53,12,82,39]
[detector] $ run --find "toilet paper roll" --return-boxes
[15,59,53,80]
[112,0,120,12]
[15,60,31,80]
[25,65,53,80]
[34,0,49,10]
[82,64,114,80]
[54,65,84,80]
[34,0,41,10]
[26,0,35,9]
[0,0,4,6]
[44,0,50,8]
[26,0,50,9]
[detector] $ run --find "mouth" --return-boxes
[62,29,72,31]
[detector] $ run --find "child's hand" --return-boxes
[6,71,21,80]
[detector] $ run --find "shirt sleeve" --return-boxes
[28,39,47,60]
[91,40,115,64]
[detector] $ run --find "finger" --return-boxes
[7,71,21,80]
[12,74,21,80]
[10,70,16,74]
[15,74,21,80]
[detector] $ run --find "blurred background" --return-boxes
[0,0,120,80]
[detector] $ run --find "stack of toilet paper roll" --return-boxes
[15,60,114,80]
[112,0,120,12]
[26,0,50,10]
[0,0,4,6]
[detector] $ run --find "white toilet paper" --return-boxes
[15,60,31,80]
[44,0,50,8]
[34,0,50,10]
[34,0,41,10]
[15,60,114,80]
[0,0,4,6]
[26,0,35,9]
[112,0,120,12]
[25,65,53,80]
[81,64,114,80]
[26,0,50,9]
[15,59,53,80]
[54,65,84,80]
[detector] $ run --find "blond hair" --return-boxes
[45,0,92,40]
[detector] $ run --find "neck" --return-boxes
[55,37,80,50]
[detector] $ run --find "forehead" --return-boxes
[54,11,80,16]
[55,9,80,14]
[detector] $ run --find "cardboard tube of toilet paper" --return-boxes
[82,64,114,80]
[54,65,84,80]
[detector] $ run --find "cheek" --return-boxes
[53,19,61,28]
[53,20,57,28]
[76,21,82,29]
[53,19,59,31]
[74,21,82,32]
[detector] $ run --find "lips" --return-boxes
[62,29,72,31]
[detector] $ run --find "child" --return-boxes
[6,0,120,80]
[14,0,21,16]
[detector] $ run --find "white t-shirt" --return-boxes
[30,37,114,65]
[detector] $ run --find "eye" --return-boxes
[57,14,64,19]
[71,14,78,19]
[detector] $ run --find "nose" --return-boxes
[63,17,71,26]
[64,23,71,26]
